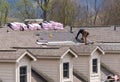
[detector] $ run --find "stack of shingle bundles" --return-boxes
[7,22,41,31]
[8,22,28,31]
[42,21,64,30]
[27,23,41,30]
[7,21,64,31]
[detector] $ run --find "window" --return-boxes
[20,66,27,82]
[63,62,69,78]
[92,59,98,73]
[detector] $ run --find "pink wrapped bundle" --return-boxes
[41,21,64,30]
[28,23,41,30]
[14,22,27,31]
[56,23,64,29]
[47,23,53,30]
[19,23,28,30]
[10,22,21,30]
[42,23,49,30]
[50,21,63,30]
[50,21,57,29]
[28,24,36,30]
[32,23,41,30]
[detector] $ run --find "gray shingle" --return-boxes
[0,49,27,62]
[28,47,70,58]
[99,45,120,54]
[70,45,97,55]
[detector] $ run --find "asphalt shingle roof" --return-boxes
[28,47,70,58]
[0,49,26,62]
[69,45,97,55]
[99,45,120,54]
[0,26,120,50]
[84,27,120,43]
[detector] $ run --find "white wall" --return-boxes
[0,62,15,82]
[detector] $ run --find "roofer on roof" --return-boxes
[75,29,89,45]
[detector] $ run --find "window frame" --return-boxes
[63,62,69,78]
[92,58,98,73]
[20,66,27,82]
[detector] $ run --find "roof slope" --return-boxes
[0,49,36,62]
[83,27,120,43]
[100,45,120,54]
[70,45,98,55]
[73,68,88,82]
[32,67,54,82]
[28,47,77,58]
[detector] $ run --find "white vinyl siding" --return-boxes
[90,51,101,82]
[73,56,89,78]
[62,54,73,82]
[0,63,15,82]
[32,59,60,82]
[74,51,101,82]
[17,55,32,82]
[101,54,120,76]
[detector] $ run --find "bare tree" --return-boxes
[93,0,105,25]
[48,0,80,26]
[16,0,37,20]
[33,0,50,21]
[0,0,9,26]
[101,0,120,25]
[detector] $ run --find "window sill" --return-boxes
[63,78,71,81]
[91,74,99,77]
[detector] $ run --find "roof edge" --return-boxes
[16,50,37,62]
[61,48,78,59]
[91,46,105,55]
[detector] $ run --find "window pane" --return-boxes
[92,59,98,73]
[63,63,69,69]
[20,67,27,74]
[63,62,69,78]
[93,59,97,65]
[20,66,27,82]
[20,76,27,82]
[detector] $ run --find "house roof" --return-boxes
[0,29,38,49]
[99,45,120,54]
[0,49,36,62]
[82,27,120,43]
[0,26,120,50]
[62,26,120,43]
[69,45,104,55]
[28,47,78,59]
[0,26,80,50]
